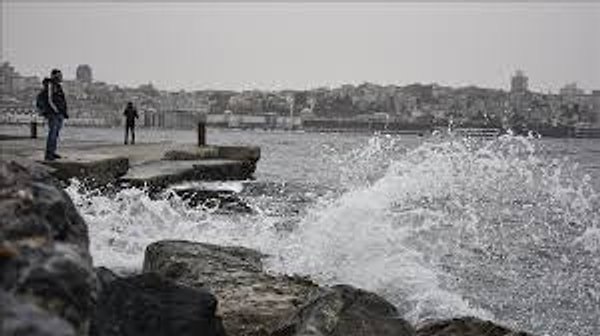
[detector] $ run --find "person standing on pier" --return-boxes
[123,102,138,145]
[42,69,68,161]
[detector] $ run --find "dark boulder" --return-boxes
[90,272,226,336]
[0,159,90,248]
[94,266,119,294]
[0,158,96,334]
[143,240,319,336]
[0,289,76,336]
[415,317,533,336]
[272,284,415,336]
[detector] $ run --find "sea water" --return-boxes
[60,127,599,336]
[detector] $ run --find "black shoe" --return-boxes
[53,153,62,159]
[44,156,56,161]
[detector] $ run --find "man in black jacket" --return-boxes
[123,102,138,145]
[44,69,68,161]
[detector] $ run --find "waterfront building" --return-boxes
[560,83,585,97]
[63,80,89,100]
[141,108,208,129]
[143,109,164,127]
[162,109,202,129]
[511,70,529,94]
[299,107,316,120]
[0,62,17,96]
[13,75,40,92]
[592,91,600,126]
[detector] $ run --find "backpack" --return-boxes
[35,88,49,116]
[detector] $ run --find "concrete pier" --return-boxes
[1,138,260,188]
[44,153,129,186]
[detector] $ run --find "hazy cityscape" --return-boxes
[1,61,599,137]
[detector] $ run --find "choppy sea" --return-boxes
[33,126,600,336]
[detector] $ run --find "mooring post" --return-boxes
[197,116,206,146]
[30,120,37,139]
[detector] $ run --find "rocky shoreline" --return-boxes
[1,158,533,336]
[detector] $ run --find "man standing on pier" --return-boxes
[42,69,68,161]
[123,102,138,145]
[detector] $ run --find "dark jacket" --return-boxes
[46,78,68,118]
[124,106,139,125]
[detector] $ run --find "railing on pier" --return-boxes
[574,127,600,138]
[0,113,109,127]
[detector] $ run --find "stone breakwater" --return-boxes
[0,159,534,336]
[40,144,261,189]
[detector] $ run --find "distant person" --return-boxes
[123,102,138,144]
[40,69,68,161]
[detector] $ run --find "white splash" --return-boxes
[65,134,599,336]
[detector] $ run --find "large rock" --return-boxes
[0,289,76,336]
[94,266,120,295]
[143,240,319,336]
[0,158,97,334]
[272,284,415,336]
[415,317,533,336]
[90,272,226,336]
[0,159,89,247]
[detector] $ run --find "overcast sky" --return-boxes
[2,2,599,92]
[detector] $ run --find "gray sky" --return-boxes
[2,2,599,92]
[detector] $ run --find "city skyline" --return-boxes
[2,60,594,96]
[2,2,599,92]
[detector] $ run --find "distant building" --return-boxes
[0,62,40,94]
[142,108,206,129]
[163,109,203,129]
[372,112,390,121]
[592,90,600,126]
[0,62,17,96]
[138,83,159,97]
[76,64,93,84]
[403,84,435,103]
[560,83,585,97]
[299,107,316,120]
[511,70,528,94]
[63,80,88,100]
[13,75,40,92]
[142,109,163,128]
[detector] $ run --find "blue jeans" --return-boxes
[125,122,135,144]
[45,114,64,159]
